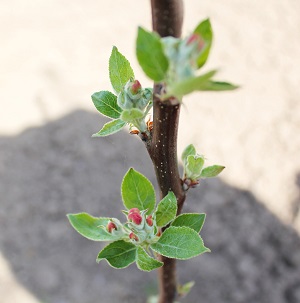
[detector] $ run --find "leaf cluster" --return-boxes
[91,19,238,139]
[67,169,209,271]
[136,19,238,100]
[181,144,225,190]
[92,47,152,137]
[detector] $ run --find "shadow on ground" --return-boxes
[1,110,300,303]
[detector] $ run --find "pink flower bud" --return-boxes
[187,33,199,44]
[146,215,153,227]
[129,232,139,241]
[128,211,143,225]
[128,208,140,215]
[107,221,117,233]
[130,80,142,95]
[186,33,204,51]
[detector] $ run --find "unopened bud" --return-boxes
[117,90,133,110]
[128,208,140,215]
[186,33,199,45]
[129,232,139,242]
[146,215,153,227]
[130,80,142,95]
[186,33,204,51]
[128,211,143,225]
[107,221,117,233]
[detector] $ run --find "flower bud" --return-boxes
[186,33,204,51]
[146,215,153,227]
[129,232,139,242]
[129,80,142,95]
[107,221,117,233]
[128,211,143,225]
[125,80,142,101]
[128,208,140,215]
[117,90,133,110]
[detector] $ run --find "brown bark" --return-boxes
[147,1,185,302]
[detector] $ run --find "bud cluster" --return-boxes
[117,79,152,111]
[125,208,158,245]
[181,144,225,191]
[105,207,159,246]
[162,33,204,84]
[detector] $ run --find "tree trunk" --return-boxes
[147,1,185,302]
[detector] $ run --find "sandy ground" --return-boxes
[1,0,300,302]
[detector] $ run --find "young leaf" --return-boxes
[150,226,210,260]
[67,213,118,241]
[109,46,134,93]
[155,191,177,227]
[136,247,163,272]
[121,168,156,214]
[136,27,169,82]
[200,165,225,178]
[195,80,239,91]
[91,91,122,119]
[194,19,213,68]
[177,281,195,297]
[97,240,137,269]
[181,144,196,163]
[120,108,144,122]
[166,70,217,99]
[171,213,206,233]
[185,155,205,180]
[92,119,126,137]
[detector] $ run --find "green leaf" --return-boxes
[166,70,217,98]
[97,240,137,269]
[120,108,144,122]
[91,91,122,119]
[177,281,195,297]
[155,191,177,227]
[195,80,239,91]
[136,27,169,82]
[200,165,225,178]
[67,213,118,241]
[194,19,213,68]
[121,168,156,214]
[150,226,210,260]
[109,46,134,93]
[136,247,163,271]
[185,155,205,180]
[181,144,196,163]
[171,213,206,233]
[92,119,126,137]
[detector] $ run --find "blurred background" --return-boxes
[1,0,300,302]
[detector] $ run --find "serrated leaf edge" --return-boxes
[155,191,178,227]
[96,240,137,269]
[91,90,122,119]
[136,247,163,272]
[151,226,210,260]
[109,46,134,93]
[121,168,156,214]
[171,213,206,233]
